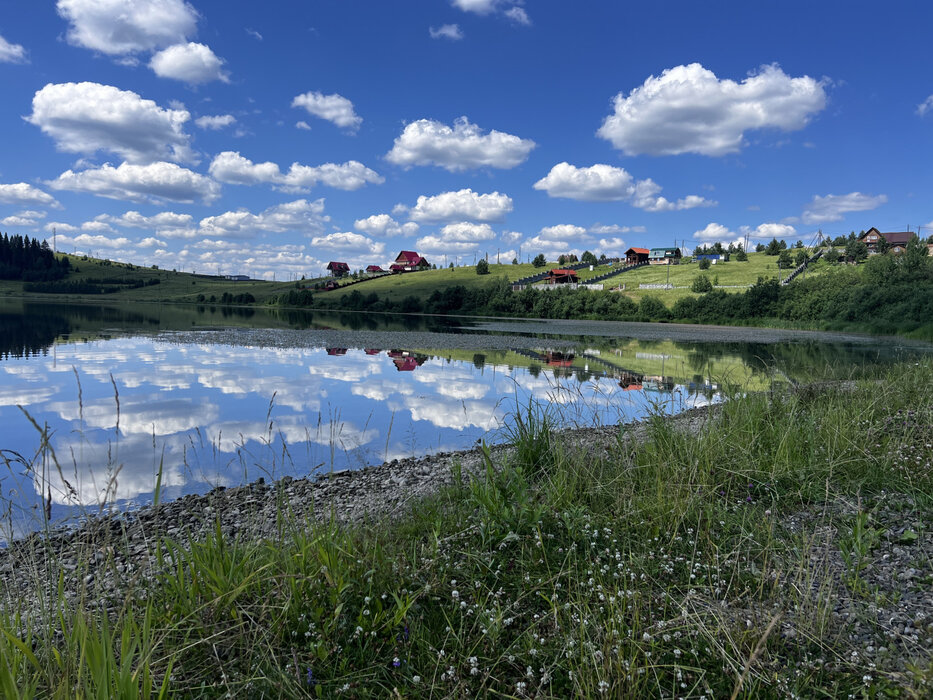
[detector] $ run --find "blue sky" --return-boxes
[1,0,931,279]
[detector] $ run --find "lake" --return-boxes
[1,298,929,541]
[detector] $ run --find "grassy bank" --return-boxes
[1,359,931,697]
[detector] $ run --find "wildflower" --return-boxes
[598,680,610,693]
[412,676,421,683]
[393,657,401,668]
[306,668,314,685]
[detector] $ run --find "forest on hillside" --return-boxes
[0,233,70,282]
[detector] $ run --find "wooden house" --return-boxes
[366,264,384,274]
[858,228,916,253]
[326,261,350,277]
[625,247,650,265]
[545,268,578,284]
[648,248,682,265]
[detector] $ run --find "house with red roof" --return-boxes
[326,261,350,277]
[625,247,649,265]
[366,264,384,274]
[390,250,430,272]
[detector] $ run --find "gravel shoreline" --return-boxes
[0,406,716,617]
[1,397,930,684]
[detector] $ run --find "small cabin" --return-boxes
[366,264,384,274]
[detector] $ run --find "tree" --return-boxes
[698,257,711,270]
[824,247,840,264]
[795,250,808,267]
[735,248,748,262]
[558,254,568,265]
[476,259,489,275]
[845,238,868,263]
[876,234,890,255]
[777,250,793,269]
[532,254,547,268]
[794,240,804,249]
[765,238,782,255]
[581,250,598,265]
[755,243,766,253]
[511,257,518,265]
[691,274,713,293]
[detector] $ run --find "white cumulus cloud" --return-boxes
[198,199,328,239]
[292,91,362,131]
[47,162,220,204]
[150,42,229,84]
[598,63,827,156]
[801,192,887,225]
[208,151,383,191]
[430,24,463,40]
[741,222,796,240]
[0,183,60,208]
[534,162,713,211]
[416,222,496,254]
[353,214,419,237]
[386,117,535,172]
[28,82,195,164]
[0,34,27,63]
[195,114,236,130]
[693,222,736,241]
[310,231,385,257]
[56,0,198,56]
[409,188,513,223]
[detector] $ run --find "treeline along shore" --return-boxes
[2,232,932,339]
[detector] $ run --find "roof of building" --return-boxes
[327,261,350,270]
[861,228,916,246]
[395,250,422,264]
[366,264,384,271]
[626,247,650,255]
[548,268,578,275]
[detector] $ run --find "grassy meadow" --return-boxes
[1,358,931,697]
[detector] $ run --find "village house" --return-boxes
[545,268,578,284]
[390,250,430,272]
[625,247,650,265]
[326,261,350,277]
[648,247,682,265]
[366,264,385,274]
[858,228,917,254]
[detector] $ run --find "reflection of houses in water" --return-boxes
[387,350,427,372]
[326,347,348,356]
[545,351,574,367]
[618,371,644,391]
[643,375,676,392]
[364,348,382,355]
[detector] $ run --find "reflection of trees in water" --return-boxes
[671,339,913,382]
[0,309,70,360]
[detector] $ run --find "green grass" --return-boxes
[0,255,308,305]
[2,358,931,696]
[322,262,542,303]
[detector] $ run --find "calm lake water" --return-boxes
[1,299,929,540]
